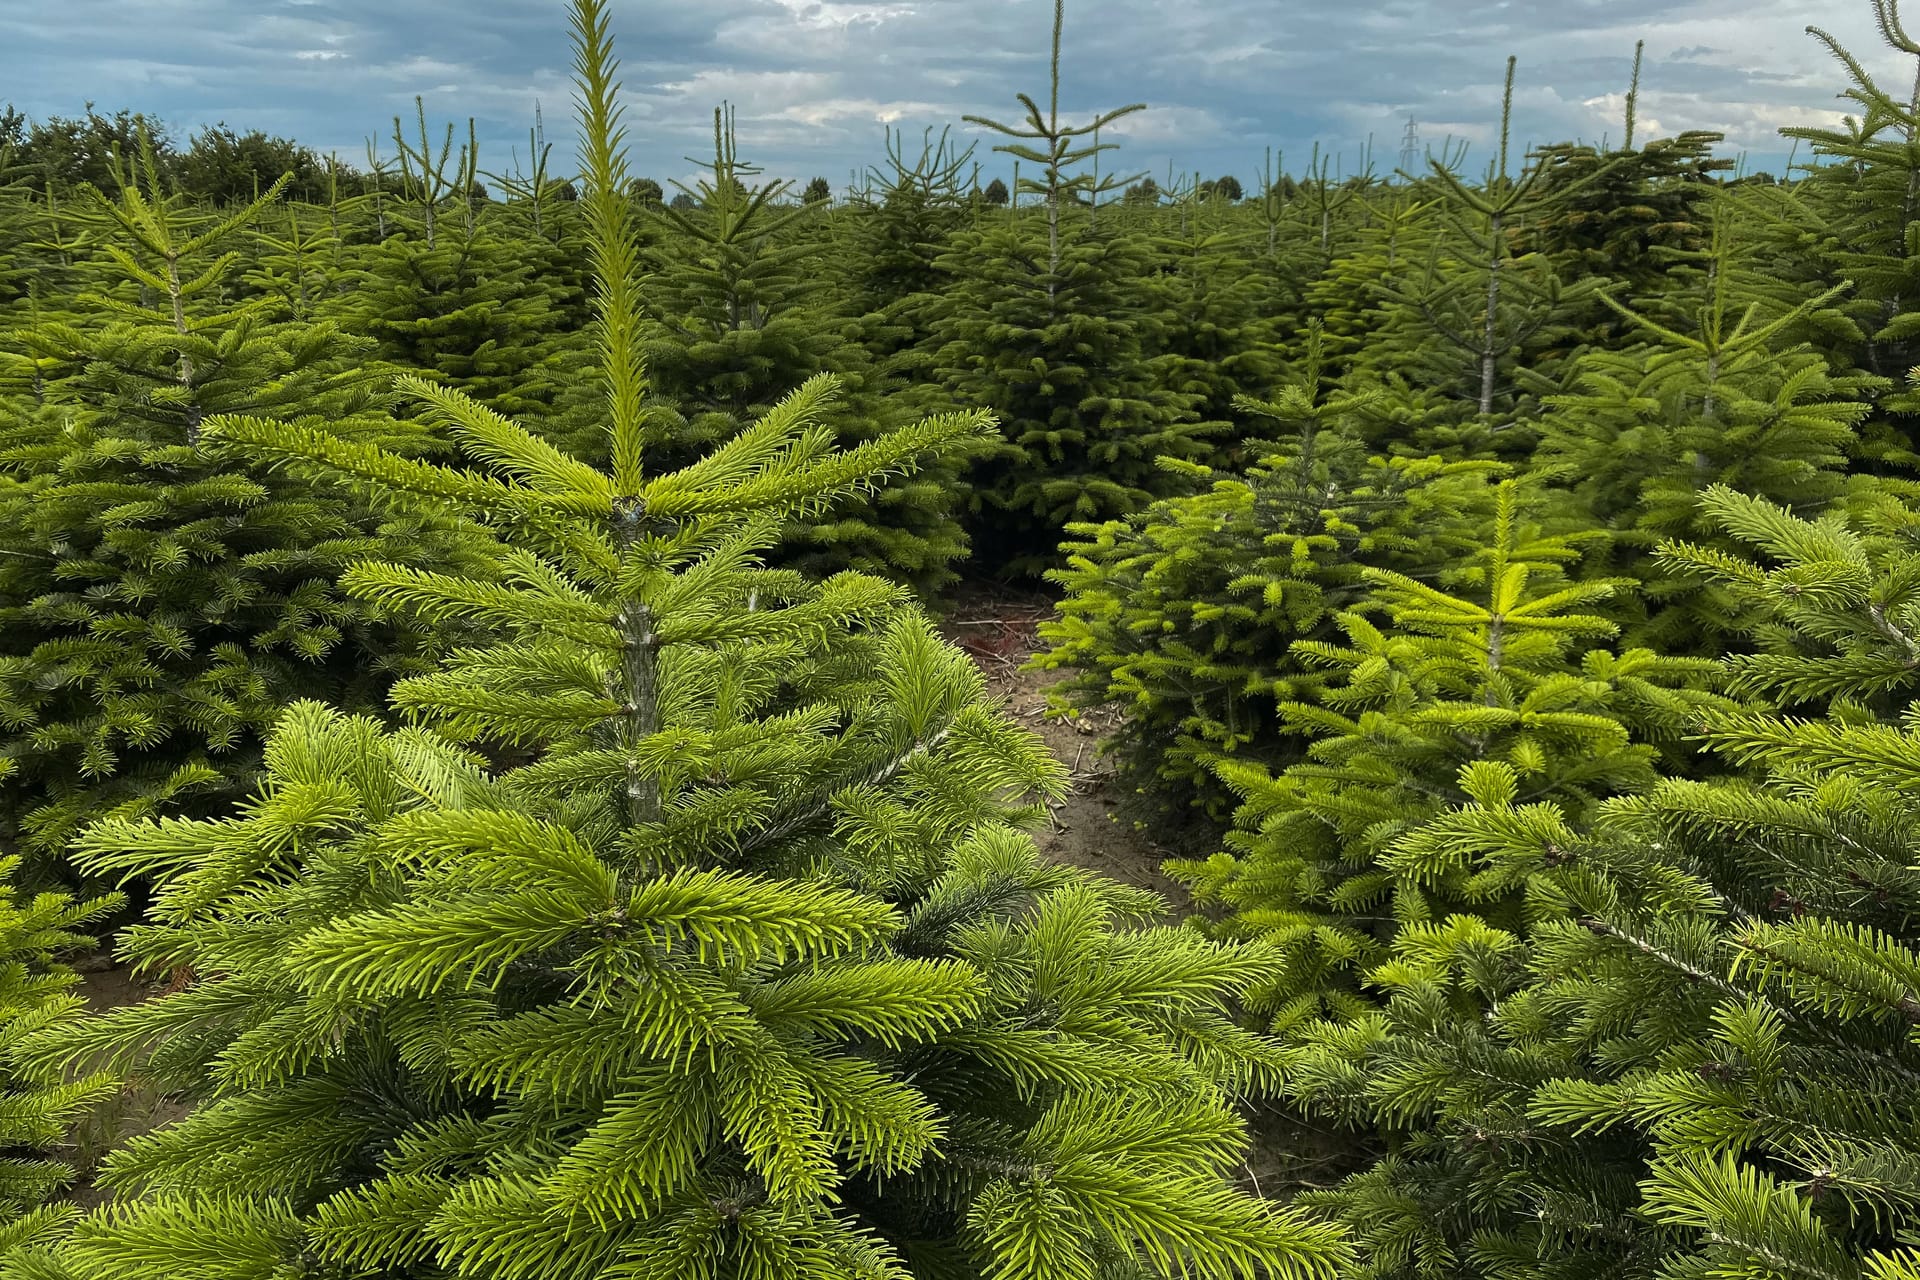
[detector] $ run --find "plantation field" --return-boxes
[3,0,1920,1276]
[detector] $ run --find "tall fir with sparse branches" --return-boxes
[924,0,1216,573]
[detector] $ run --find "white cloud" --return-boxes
[780,96,950,127]
[765,0,917,28]
[1099,104,1226,146]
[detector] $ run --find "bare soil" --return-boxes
[69,958,191,1208]
[938,588,1190,911]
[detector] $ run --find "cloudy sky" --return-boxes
[0,0,1907,193]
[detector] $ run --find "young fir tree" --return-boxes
[837,126,977,386]
[1520,130,1730,351]
[0,143,42,315]
[1145,208,1284,444]
[1271,486,1920,1279]
[0,861,120,1254]
[1266,144,1370,316]
[1514,41,1730,339]
[923,0,1215,573]
[0,167,101,349]
[1301,191,1433,384]
[1035,337,1500,823]
[241,201,345,324]
[325,102,583,443]
[1770,1,1920,402]
[1293,188,1509,462]
[1174,482,1725,1031]
[638,108,970,592]
[1532,199,1874,652]
[0,132,492,860]
[6,9,1353,1279]
[1364,60,1602,447]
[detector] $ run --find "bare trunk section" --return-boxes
[165,251,201,445]
[1479,210,1503,417]
[613,501,661,826]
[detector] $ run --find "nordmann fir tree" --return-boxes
[1516,41,1729,342]
[638,107,969,593]
[0,131,492,861]
[0,861,120,1253]
[1533,198,1873,653]
[325,101,584,446]
[0,141,45,314]
[1771,0,1920,402]
[1300,190,1433,387]
[925,0,1215,573]
[638,104,837,469]
[242,187,355,326]
[1366,59,1602,446]
[1035,333,1500,825]
[1269,487,1920,1279]
[6,7,1353,1279]
[1145,201,1284,443]
[839,125,978,387]
[1175,482,1726,1031]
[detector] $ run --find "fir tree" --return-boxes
[325,105,582,443]
[924,1,1214,572]
[637,106,857,467]
[0,144,43,314]
[0,861,119,1254]
[0,130,492,860]
[6,9,1353,1279]
[481,106,573,247]
[1264,486,1920,1277]
[1533,199,1874,651]
[1273,146,1370,316]
[839,126,978,375]
[1146,207,1283,440]
[1520,131,1729,336]
[1036,339,1499,821]
[1175,482,1724,1029]
[639,108,971,590]
[1363,61,1604,444]
[1301,192,1432,383]
[1774,1,1920,401]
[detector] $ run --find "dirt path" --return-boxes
[938,591,1188,911]
[68,959,189,1206]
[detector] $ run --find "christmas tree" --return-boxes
[1533,199,1873,651]
[924,1,1215,572]
[638,108,972,591]
[1363,60,1600,442]
[1277,487,1920,1278]
[0,129,492,861]
[0,860,119,1253]
[7,8,1352,1278]
[1772,3,1920,402]
[1175,481,1722,1030]
[324,100,586,444]
[1037,335,1500,822]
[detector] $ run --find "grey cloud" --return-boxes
[0,0,1906,190]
